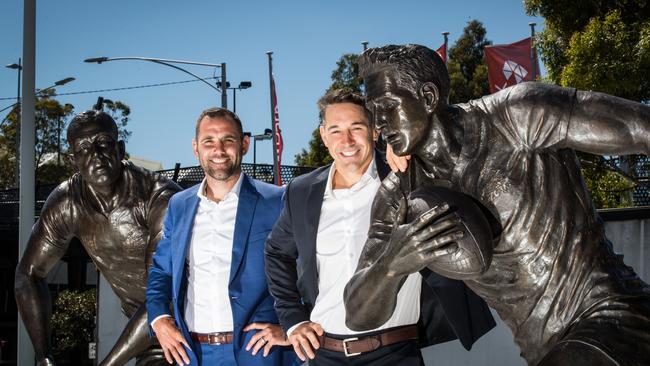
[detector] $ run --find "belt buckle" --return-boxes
[208,333,223,345]
[342,337,360,357]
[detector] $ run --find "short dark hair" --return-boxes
[359,44,450,104]
[317,88,370,125]
[195,107,244,140]
[67,110,118,145]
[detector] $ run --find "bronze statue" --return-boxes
[344,44,650,366]
[15,110,181,366]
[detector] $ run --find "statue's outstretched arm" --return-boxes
[565,90,650,156]
[15,223,69,363]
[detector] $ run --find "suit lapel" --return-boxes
[172,188,200,297]
[229,175,258,285]
[303,167,329,290]
[374,149,391,180]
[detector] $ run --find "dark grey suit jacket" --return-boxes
[264,157,495,350]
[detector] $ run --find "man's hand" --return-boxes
[36,357,55,366]
[151,317,190,365]
[386,143,410,173]
[382,199,463,277]
[244,323,290,357]
[287,322,324,362]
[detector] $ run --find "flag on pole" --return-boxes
[484,37,538,93]
[270,74,283,185]
[435,43,447,64]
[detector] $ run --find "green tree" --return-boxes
[50,289,96,364]
[295,53,362,167]
[525,0,650,100]
[447,20,492,104]
[0,92,132,188]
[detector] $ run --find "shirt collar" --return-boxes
[324,158,378,198]
[197,172,244,203]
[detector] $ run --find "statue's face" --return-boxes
[365,69,432,156]
[71,123,124,189]
[192,116,249,183]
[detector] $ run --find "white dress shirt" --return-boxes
[308,160,422,335]
[184,174,243,333]
[150,174,243,332]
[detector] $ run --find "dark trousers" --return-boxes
[310,329,424,366]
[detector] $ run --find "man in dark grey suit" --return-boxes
[265,88,494,366]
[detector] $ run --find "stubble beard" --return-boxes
[205,162,238,182]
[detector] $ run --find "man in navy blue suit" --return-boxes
[147,108,299,366]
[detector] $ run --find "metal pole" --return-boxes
[529,22,537,81]
[267,51,280,185]
[18,0,36,364]
[253,138,257,179]
[15,58,22,187]
[442,31,449,64]
[220,62,227,109]
[362,41,369,52]
[233,88,237,114]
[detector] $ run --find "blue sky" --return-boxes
[0,0,543,169]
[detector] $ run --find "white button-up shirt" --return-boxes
[309,160,422,335]
[183,174,243,333]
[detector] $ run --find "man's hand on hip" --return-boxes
[151,316,190,365]
[244,322,290,357]
[287,321,324,362]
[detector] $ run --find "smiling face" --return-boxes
[319,102,377,176]
[192,116,249,184]
[71,122,125,189]
[364,69,436,156]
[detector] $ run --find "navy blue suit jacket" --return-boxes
[147,174,299,365]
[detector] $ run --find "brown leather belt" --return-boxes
[190,331,234,345]
[319,325,418,357]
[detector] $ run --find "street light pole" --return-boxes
[221,63,227,109]
[216,81,252,113]
[18,0,36,363]
[85,56,228,108]
[253,129,273,179]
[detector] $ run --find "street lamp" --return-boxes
[216,81,252,113]
[0,76,75,186]
[1,77,75,116]
[85,56,228,108]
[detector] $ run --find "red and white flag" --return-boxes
[270,73,284,186]
[436,43,447,64]
[484,37,538,93]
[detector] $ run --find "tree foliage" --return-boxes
[525,0,650,101]
[294,54,361,167]
[447,20,492,104]
[0,93,132,189]
[50,289,96,361]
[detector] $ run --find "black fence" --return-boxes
[0,157,648,226]
[0,163,315,229]
[157,162,316,189]
[600,155,649,207]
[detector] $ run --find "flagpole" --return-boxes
[529,22,537,81]
[267,51,281,185]
[442,31,449,64]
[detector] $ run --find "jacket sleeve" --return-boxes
[264,184,311,331]
[146,198,175,331]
